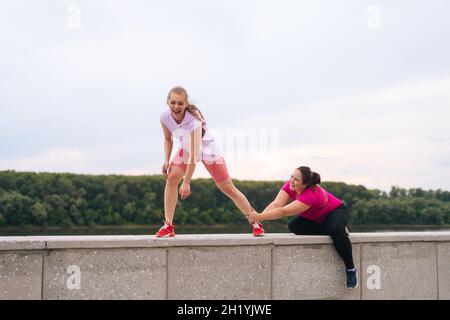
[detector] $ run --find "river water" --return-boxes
[1,223,450,236]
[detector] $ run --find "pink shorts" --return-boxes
[170,148,230,183]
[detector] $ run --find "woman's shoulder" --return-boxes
[281,180,290,187]
[180,112,203,131]
[183,110,201,124]
[299,187,316,199]
[280,181,296,200]
[281,181,294,193]
[160,109,171,121]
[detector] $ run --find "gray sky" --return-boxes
[1,0,449,191]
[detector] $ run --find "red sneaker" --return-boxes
[251,221,265,237]
[156,221,175,237]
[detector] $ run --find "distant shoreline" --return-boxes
[2,223,450,237]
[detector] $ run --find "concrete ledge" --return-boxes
[2,232,450,250]
[166,234,274,247]
[168,246,272,299]
[438,243,450,299]
[361,242,437,299]
[274,245,361,300]
[0,253,43,299]
[349,231,450,243]
[43,248,166,300]
[43,235,170,249]
[1,232,450,300]
[0,237,46,251]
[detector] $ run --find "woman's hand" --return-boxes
[161,161,170,177]
[246,210,262,223]
[179,181,191,200]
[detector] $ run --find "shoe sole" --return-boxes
[347,278,359,290]
[156,233,175,238]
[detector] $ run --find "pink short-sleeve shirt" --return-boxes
[281,181,343,223]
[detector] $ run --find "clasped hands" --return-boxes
[245,206,262,224]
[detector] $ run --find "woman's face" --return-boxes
[167,92,188,119]
[290,169,303,193]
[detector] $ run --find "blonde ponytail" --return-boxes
[187,104,206,124]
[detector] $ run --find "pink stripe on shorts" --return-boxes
[170,148,230,183]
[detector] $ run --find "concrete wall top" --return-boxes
[1,231,450,251]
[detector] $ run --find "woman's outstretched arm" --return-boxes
[247,200,310,222]
[261,190,291,213]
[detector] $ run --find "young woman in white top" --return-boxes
[156,86,264,237]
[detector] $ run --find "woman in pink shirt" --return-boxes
[246,166,358,289]
[156,86,264,237]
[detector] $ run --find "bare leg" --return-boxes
[164,165,185,225]
[216,179,253,223]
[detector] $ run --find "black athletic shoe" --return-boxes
[346,269,358,289]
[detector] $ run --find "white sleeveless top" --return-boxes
[160,109,222,161]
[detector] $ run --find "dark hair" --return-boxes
[297,166,321,188]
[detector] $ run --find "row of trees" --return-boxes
[0,170,449,227]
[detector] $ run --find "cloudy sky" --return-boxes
[1,0,449,191]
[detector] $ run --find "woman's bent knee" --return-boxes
[167,170,184,185]
[328,228,348,239]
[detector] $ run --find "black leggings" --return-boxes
[288,204,355,270]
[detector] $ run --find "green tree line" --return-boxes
[0,170,449,227]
